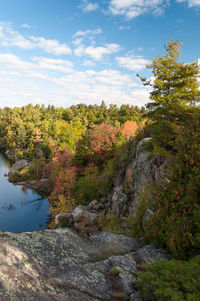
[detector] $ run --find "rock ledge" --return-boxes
[0,229,168,300]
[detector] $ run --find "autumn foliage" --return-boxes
[46,149,76,216]
[144,113,200,259]
[121,120,138,139]
[76,122,120,166]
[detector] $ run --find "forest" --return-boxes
[0,40,200,300]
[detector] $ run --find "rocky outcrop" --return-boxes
[7,159,53,194]
[16,178,53,194]
[109,138,169,216]
[112,185,128,216]
[0,229,169,300]
[130,138,168,202]
[5,149,17,162]
[55,202,105,234]
[8,159,31,177]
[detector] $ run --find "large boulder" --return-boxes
[0,229,169,300]
[72,205,100,234]
[55,212,73,226]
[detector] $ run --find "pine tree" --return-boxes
[138,39,200,156]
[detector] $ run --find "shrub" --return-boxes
[129,182,151,238]
[136,256,200,301]
[98,212,126,235]
[75,164,102,205]
[113,292,129,301]
[144,113,200,259]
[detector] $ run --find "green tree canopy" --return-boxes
[141,39,200,109]
[138,39,200,156]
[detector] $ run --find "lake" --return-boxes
[0,153,50,232]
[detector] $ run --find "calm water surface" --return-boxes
[0,153,50,232]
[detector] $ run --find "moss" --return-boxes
[113,292,129,300]
[109,267,121,276]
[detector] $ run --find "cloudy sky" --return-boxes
[0,0,200,108]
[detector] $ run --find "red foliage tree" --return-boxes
[76,122,120,166]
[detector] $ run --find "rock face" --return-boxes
[112,185,128,216]
[0,229,169,300]
[109,138,169,216]
[130,138,169,207]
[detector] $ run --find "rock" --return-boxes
[118,271,135,295]
[130,291,143,301]
[89,200,105,211]
[8,159,31,177]
[5,149,17,162]
[55,212,73,225]
[91,231,142,254]
[0,229,169,300]
[113,168,126,187]
[34,147,44,159]
[112,185,128,216]
[72,205,100,234]
[130,138,170,209]
[142,208,153,231]
[17,178,53,194]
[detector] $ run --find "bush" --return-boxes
[144,113,200,259]
[129,182,151,238]
[98,212,126,235]
[75,164,102,205]
[136,256,200,301]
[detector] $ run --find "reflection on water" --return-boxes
[0,153,49,232]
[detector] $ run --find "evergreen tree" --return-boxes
[139,39,200,156]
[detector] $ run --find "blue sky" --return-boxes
[0,0,199,108]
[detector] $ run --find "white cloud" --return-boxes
[82,59,96,67]
[73,38,83,45]
[0,22,71,56]
[176,0,200,6]
[0,53,149,108]
[0,53,33,70]
[116,55,150,71]
[108,0,165,19]
[0,22,33,49]
[74,43,121,60]
[32,57,73,72]
[81,0,99,12]
[21,24,32,29]
[118,25,131,30]
[29,36,72,55]
[73,28,102,37]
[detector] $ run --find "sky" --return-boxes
[0,0,200,108]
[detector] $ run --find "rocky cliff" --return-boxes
[108,138,169,217]
[0,229,168,301]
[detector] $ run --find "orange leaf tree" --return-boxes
[121,120,138,140]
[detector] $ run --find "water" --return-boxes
[0,153,50,232]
